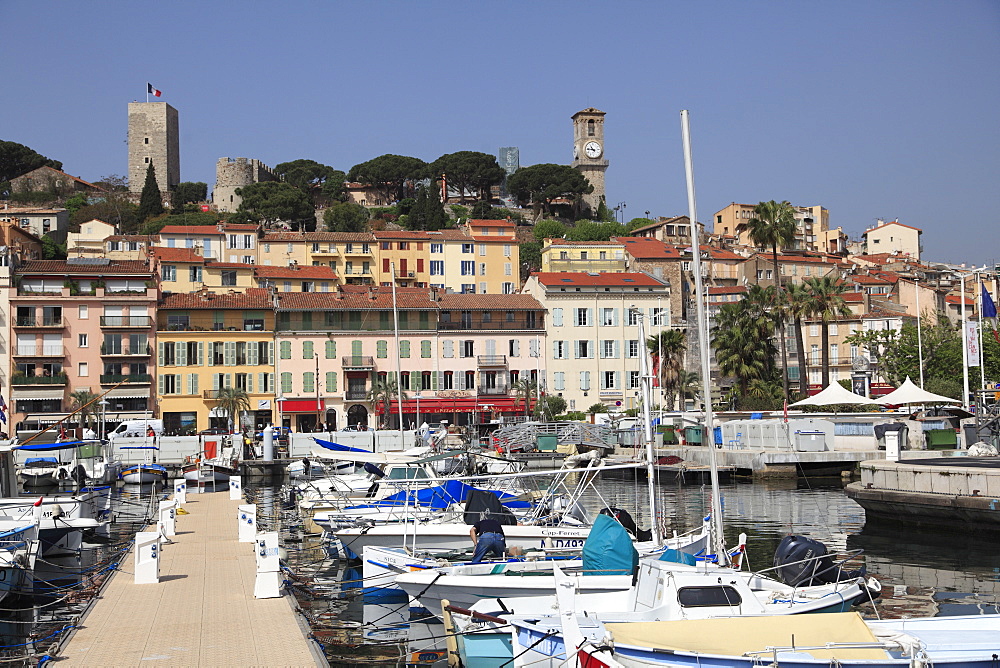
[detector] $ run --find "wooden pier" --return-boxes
[58,490,323,667]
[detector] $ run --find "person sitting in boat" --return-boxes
[469,517,506,563]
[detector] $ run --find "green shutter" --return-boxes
[197,341,204,365]
[246,373,254,393]
[281,372,292,393]
[224,341,236,366]
[280,341,291,359]
[303,341,314,359]
[213,374,221,391]
[176,341,187,366]
[352,340,362,356]
[224,373,232,388]
[257,372,265,393]
[325,371,336,392]
[303,372,314,393]
[432,371,438,390]
[421,340,431,358]
[399,341,410,358]
[377,340,388,358]
[267,342,274,365]
[325,340,336,359]
[207,342,216,366]
[158,342,165,366]
[247,340,259,366]
[157,374,165,396]
[191,373,199,395]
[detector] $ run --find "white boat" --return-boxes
[19,456,61,487]
[16,438,120,486]
[522,611,1000,668]
[119,445,167,484]
[0,521,40,602]
[0,489,109,557]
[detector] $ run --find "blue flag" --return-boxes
[982,283,997,319]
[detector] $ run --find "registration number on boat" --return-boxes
[546,538,585,549]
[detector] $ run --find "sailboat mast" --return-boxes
[680,110,726,559]
[391,263,405,441]
[636,309,661,544]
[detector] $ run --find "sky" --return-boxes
[3,1,998,266]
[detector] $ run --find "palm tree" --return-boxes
[368,376,407,429]
[738,200,797,405]
[804,275,852,387]
[783,282,813,395]
[675,370,700,410]
[711,296,777,400]
[214,387,250,433]
[70,390,101,431]
[646,329,686,410]
[511,378,537,417]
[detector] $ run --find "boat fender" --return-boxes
[50,504,64,519]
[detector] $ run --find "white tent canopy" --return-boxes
[788,382,879,407]
[875,377,960,405]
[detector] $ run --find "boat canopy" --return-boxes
[354,479,530,510]
[605,612,885,661]
[582,513,638,576]
[16,440,94,451]
[24,456,59,465]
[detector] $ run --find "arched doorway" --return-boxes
[325,409,338,432]
[346,405,368,429]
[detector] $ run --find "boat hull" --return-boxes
[121,465,168,484]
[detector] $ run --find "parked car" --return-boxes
[198,427,229,435]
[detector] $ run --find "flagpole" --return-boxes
[915,276,924,389]
[146,83,149,104]
[977,270,986,391]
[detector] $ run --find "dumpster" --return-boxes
[684,426,703,445]
[794,431,826,452]
[536,435,558,451]
[659,426,678,445]
[925,429,957,450]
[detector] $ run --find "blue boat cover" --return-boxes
[17,440,88,451]
[25,456,58,465]
[369,479,531,510]
[658,548,697,566]
[582,513,638,576]
[314,438,370,453]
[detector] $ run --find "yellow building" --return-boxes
[254,264,338,292]
[540,239,626,273]
[430,221,519,294]
[152,248,255,294]
[258,232,377,285]
[374,230,430,287]
[155,289,276,434]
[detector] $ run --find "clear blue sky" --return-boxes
[4,1,998,266]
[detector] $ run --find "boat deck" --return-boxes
[58,490,321,667]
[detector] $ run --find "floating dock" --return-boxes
[58,490,323,667]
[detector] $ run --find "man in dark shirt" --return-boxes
[469,517,506,563]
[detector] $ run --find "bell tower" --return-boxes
[571,108,608,216]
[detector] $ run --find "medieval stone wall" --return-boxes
[212,157,279,212]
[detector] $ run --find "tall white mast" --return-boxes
[391,263,405,440]
[680,110,726,560]
[635,309,660,544]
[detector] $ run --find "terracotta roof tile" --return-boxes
[707,286,747,295]
[373,230,431,240]
[532,272,666,287]
[468,219,516,227]
[548,239,624,246]
[277,289,437,310]
[157,224,257,236]
[616,237,680,259]
[254,265,337,279]
[105,235,159,242]
[260,231,375,242]
[18,260,152,275]
[205,262,253,269]
[160,288,273,309]
[152,247,203,262]
[426,229,473,241]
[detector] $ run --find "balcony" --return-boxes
[345,389,368,401]
[546,260,625,273]
[478,384,509,396]
[395,271,416,279]
[101,344,152,356]
[100,373,152,384]
[439,319,541,331]
[14,316,64,328]
[100,316,152,328]
[311,247,340,256]
[11,374,68,385]
[342,356,375,370]
[14,347,63,357]
[477,355,508,367]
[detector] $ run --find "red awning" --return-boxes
[280,399,325,412]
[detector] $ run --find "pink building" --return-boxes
[10,259,157,435]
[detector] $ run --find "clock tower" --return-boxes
[571,108,608,216]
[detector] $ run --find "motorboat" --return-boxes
[119,445,167,484]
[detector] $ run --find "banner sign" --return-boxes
[966,321,980,366]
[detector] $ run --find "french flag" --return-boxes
[147,82,162,97]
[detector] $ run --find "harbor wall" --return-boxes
[860,460,1000,497]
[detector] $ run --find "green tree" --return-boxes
[505,164,593,215]
[171,181,208,209]
[626,217,656,232]
[647,329,686,409]
[274,159,346,203]
[595,200,615,222]
[323,201,369,232]
[469,200,506,219]
[430,151,505,203]
[69,390,101,431]
[214,387,251,432]
[676,370,700,410]
[368,377,407,429]
[783,282,813,394]
[565,220,628,241]
[234,181,314,229]
[536,395,566,421]
[739,200,797,404]
[141,211,221,235]
[347,154,427,205]
[532,219,567,242]
[0,140,62,183]
[804,275,851,387]
[137,163,165,222]
[512,378,538,417]
[41,235,67,260]
[406,185,449,231]
[711,289,778,399]
[520,241,541,281]
[70,200,140,233]
[64,192,89,217]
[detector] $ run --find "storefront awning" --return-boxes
[12,389,65,400]
[22,414,69,425]
[104,388,151,399]
[280,399,325,413]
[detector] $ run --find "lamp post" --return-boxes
[413,393,422,430]
[98,400,109,440]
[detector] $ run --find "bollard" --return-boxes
[135,531,160,584]
[158,499,177,538]
[262,424,274,462]
[173,479,187,505]
[229,475,243,501]
[254,531,282,598]
[237,503,257,542]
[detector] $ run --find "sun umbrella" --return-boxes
[875,377,959,405]
[788,382,879,407]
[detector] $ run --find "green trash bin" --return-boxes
[536,435,558,451]
[659,426,678,445]
[684,426,704,445]
[925,429,957,450]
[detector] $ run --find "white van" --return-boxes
[107,419,163,440]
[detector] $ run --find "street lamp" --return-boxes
[413,393,422,430]
[98,400,109,440]
[616,202,627,223]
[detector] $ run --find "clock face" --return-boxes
[584,141,602,158]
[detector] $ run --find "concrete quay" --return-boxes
[58,490,323,667]
[846,457,1000,533]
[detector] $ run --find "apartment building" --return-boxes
[258,232,377,285]
[374,231,430,287]
[152,247,256,294]
[862,219,922,260]
[155,289,276,434]
[713,203,831,253]
[10,259,157,434]
[155,223,258,262]
[254,265,338,293]
[521,272,670,412]
[540,239,626,273]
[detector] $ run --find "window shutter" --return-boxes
[552,308,563,327]
[512,340,520,357]
[247,341,258,366]
[377,340,388,358]
[176,341,187,366]
[244,373,252,393]
[198,341,205,366]
[267,342,274,365]
[158,342,165,366]
[326,371,336,392]
[352,340,362,356]
[303,372,314,393]
[580,371,587,390]
[421,340,431,358]
[587,308,594,326]
[207,343,215,366]
[257,373,265,393]
[443,340,454,358]
[529,339,538,358]
[613,308,619,326]
[326,340,336,359]
[223,373,232,389]
[552,341,560,358]
[303,341,314,359]
[192,373,200,395]
[614,341,621,359]
[281,372,292,393]
[399,341,410,358]
[432,371,439,390]
[280,341,291,359]
[157,374,165,396]
[224,341,236,366]
[213,374,221,391]
[614,371,620,389]
[574,341,581,359]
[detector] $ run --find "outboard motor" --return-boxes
[600,507,652,542]
[773,535,865,586]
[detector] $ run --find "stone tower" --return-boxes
[570,108,608,216]
[213,157,279,213]
[128,102,180,194]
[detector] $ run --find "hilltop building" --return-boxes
[127,101,179,194]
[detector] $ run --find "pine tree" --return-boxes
[137,163,165,222]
